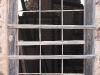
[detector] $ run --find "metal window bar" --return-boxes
[61,0,63,74]
[8,24,95,29]
[39,0,41,74]
[8,0,95,75]
[18,73,84,75]
[18,10,84,12]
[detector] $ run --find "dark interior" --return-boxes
[18,0,84,74]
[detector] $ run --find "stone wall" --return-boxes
[0,0,7,75]
[95,0,100,75]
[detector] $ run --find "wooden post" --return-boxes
[84,0,95,75]
[8,0,18,75]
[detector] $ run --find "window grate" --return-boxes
[8,0,95,75]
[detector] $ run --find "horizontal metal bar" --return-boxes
[63,74,84,75]
[18,73,84,75]
[8,24,95,29]
[8,55,95,59]
[18,10,84,12]
[18,40,85,46]
[18,73,40,74]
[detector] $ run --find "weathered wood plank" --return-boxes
[8,0,18,75]
[18,40,85,46]
[8,55,95,59]
[84,0,95,75]
[8,24,95,29]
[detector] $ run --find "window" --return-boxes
[8,0,95,75]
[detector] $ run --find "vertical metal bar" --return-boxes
[92,0,95,54]
[84,0,86,52]
[92,0,95,74]
[17,29,19,75]
[39,0,41,75]
[51,0,55,73]
[17,0,19,75]
[61,0,63,74]
[83,0,86,73]
[61,0,63,25]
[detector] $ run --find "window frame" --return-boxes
[7,0,95,75]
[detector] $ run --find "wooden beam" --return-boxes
[8,24,95,29]
[8,55,95,59]
[84,0,95,75]
[8,0,18,75]
[18,40,85,46]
